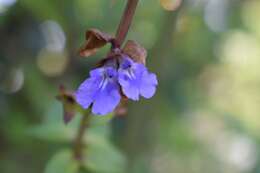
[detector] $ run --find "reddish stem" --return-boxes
[73,111,90,161]
[115,0,139,47]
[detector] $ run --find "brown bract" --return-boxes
[123,40,147,64]
[56,85,77,124]
[79,29,113,57]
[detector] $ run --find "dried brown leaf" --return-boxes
[79,29,113,57]
[123,40,147,64]
[56,86,77,124]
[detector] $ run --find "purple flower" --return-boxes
[75,65,121,115]
[118,56,158,101]
[75,54,158,115]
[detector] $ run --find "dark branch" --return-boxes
[73,111,90,161]
[115,0,139,47]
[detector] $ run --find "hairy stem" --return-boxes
[73,111,90,161]
[115,0,139,46]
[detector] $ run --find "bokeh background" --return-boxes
[1,0,260,173]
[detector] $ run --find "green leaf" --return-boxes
[28,102,112,143]
[45,149,79,173]
[28,123,76,142]
[28,119,111,144]
[83,139,126,173]
[27,106,80,143]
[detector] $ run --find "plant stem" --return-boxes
[115,0,139,47]
[73,0,139,161]
[73,111,90,161]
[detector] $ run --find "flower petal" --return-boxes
[75,62,121,115]
[140,72,158,98]
[90,68,104,78]
[118,69,140,100]
[75,77,100,109]
[92,82,121,115]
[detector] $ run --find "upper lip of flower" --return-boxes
[98,67,117,90]
[120,56,132,68]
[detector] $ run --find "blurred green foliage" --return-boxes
[1,0,260,173]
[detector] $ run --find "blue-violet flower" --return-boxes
[118,55,158,101]
[75,64,121,115]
